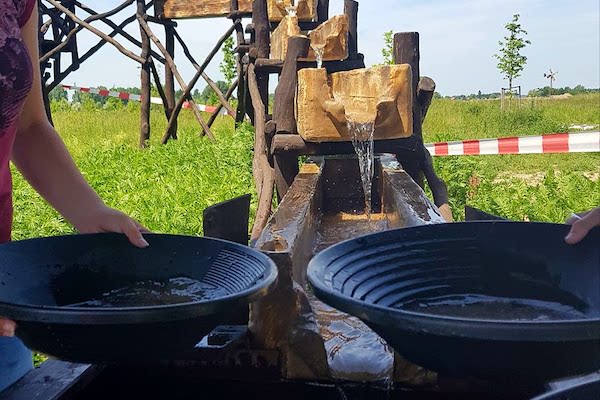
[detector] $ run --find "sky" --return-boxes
[55,0,600,96]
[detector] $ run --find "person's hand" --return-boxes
[1,318,16,337]
[72,205,150,248]
[565,207,600,245]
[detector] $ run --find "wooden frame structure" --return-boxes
[38,0,242,147]
[38,0,450,240]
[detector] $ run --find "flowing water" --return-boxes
[312,43,326,69]
[66,277,228,308]
[398,294,588,321]
[347,119,375,218]
[284,0,298,17]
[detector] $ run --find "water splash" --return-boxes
[311,43,326,68]
[347,118,375,218]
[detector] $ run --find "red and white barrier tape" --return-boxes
[61,85,230,116]
[425,132,600,156]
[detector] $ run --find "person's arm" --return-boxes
[565,207,600,245]
[12,3,148,248]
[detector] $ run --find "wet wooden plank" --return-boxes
[0,361,102,400]
[157,0,253,19]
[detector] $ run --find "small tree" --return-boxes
[220,35,237,87]
[381,30,394,65]
[494,14,531,90]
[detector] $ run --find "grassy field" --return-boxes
[11,93,600,241]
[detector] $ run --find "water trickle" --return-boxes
[312,43,326,69]
[347,118,375,218]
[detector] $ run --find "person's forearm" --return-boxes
[11,121,105,229]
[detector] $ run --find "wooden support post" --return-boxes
[344,0,358,60]
[253,0,270,110]
[273,36,310,134]
[271,36,309,198]
[248,64,275,241]
[234,19,247,124]
[317,0,330,23]
[274,155,299,201]
[137,0,151,148]
[393,32,423,186]
[164,24,177,139]
[417,76,436,121]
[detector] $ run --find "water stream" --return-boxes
[312,43,326,69]
[347,119,375,218]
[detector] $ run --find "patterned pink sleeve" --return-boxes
[19,0,37,28]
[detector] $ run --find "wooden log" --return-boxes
[161,23,238,143]
[317,0,330,22]
[248,64,275,241]
[157,0,253,19]
[149,60,171,120]
[235,19,247,124]
[254,55,365,74]
[418,76,436,121]
[344,0,358,59]
[253,0,270,109]
[271,134,420,159]
[164,24,177,139]
[273,36,310,134]
[45,0,145,64]
[137,0,151,148]
[393,32,423,187]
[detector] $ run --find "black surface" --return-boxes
[203,194,251,245]
[0,233,277,363]
[308,222,600,382]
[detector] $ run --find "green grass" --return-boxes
[12,107,256,240]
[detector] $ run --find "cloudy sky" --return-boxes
[56,0,599,96]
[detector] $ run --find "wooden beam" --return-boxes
[271,134,420,159]
[157,0,253,19]
[254,55,365,74]
[273,36,310,134]
[253,0,270,108]
[137,0,151,148]
[344,0,358,59]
